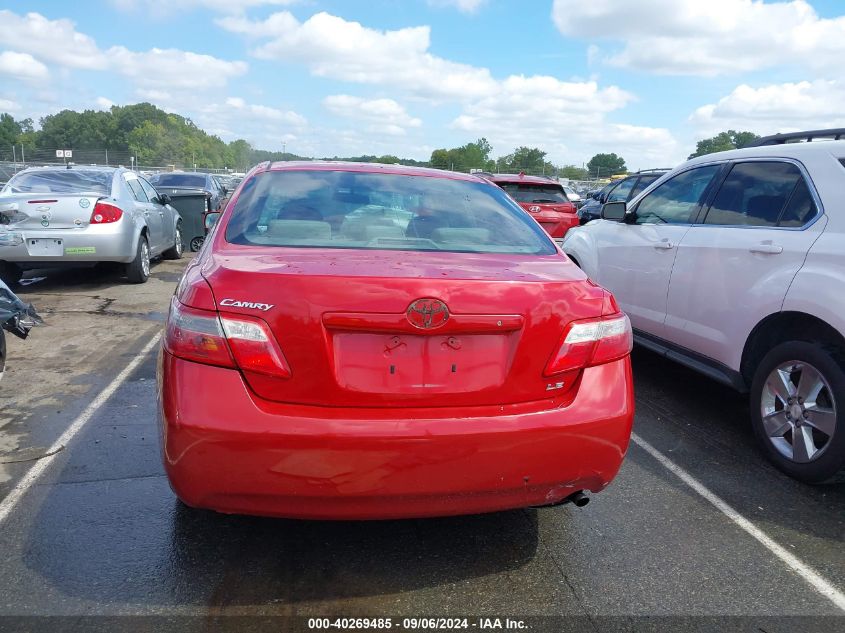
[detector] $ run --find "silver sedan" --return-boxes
[0,166,183,284]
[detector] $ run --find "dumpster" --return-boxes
[164,189,211,252]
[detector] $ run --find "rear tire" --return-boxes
[0,262,23,286]
[162,223,183,260]
[750,341,845,483]
[125,236,150,284]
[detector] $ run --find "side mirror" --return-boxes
[158,193,171,205]
[601,201,627,221]
[205,212,221,231]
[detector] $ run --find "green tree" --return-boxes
[559,164,589,179]
[586,153,626,178]
[688,130,760,159]
[429,138,494,172]
[0,113,23,150]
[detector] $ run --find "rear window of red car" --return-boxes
[224,170,556,255]
[496,182,569,204]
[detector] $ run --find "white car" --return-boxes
[563,129,845,483]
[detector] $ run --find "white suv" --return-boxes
[562,130,845,483]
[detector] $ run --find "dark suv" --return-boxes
[579,169,669,224]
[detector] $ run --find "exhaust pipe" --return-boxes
[531,490,590,509]
[567,491,589,507]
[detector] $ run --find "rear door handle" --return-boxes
[653,240,674,250]
[750,243,783,254]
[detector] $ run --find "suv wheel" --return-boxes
[750,341,845,483]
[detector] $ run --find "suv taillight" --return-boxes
[544,313,632,376]
[164,298,291,378]
[90,201,123,224]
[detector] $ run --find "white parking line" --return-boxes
[0,332,162,526]
[631,432,845,612]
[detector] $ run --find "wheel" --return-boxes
[750,341,845,483]
[0,262,23,286]
[189,236,204,252]
[125,236,150,284]
[162,223,184,260]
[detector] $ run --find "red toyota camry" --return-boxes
[157,162,634,520]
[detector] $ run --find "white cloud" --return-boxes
[323,95,422,136]
[0,51,49,81]
[0,11,106,70]
[0,10,248,94]
[690,80,845,135]
[0,98,21,113]
[109,47,248,90]
[427,0,487,14]
[110,0,300,16]
[552,0,845,76]
[451,75,679,167]
[95,96,116,109]
[217,11,498,100]
[221,96,306,125]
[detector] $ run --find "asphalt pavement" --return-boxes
[0,258,842,633]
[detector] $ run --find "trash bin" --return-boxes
[164,190,211,252]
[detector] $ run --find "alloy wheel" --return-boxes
[760,361,837,463]
[141,242,150,277]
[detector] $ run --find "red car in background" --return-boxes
[482,173,579,238]
[158,162,634,520]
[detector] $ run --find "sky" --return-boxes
[1,0,845,169]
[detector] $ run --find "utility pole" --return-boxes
[105,148,108,165]
[12,144,16,168]
[20,144,24,164]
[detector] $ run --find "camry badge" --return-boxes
[406,298,450,330]
[219,298,274,312]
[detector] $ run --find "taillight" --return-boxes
[544,313,632,376]
[90,201,123,224]
[164,298,234,369]
[164,298,291,378]
[220,316,291,379]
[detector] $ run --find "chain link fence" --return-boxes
[0,152,240,186]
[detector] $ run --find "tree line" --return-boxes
[0,102,759,173]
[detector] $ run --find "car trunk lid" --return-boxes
[0,193,103,230]
[199,247,606,408]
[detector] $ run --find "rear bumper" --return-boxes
[157,351,634,520]
[533,214,580,238]
[0,225,136,265]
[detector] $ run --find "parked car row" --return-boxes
[0,166,185,285]
[563,129,845,483]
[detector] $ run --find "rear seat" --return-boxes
[267,220,332,240]
[431,228,491,245]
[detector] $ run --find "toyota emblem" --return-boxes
[406,298,450,330]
